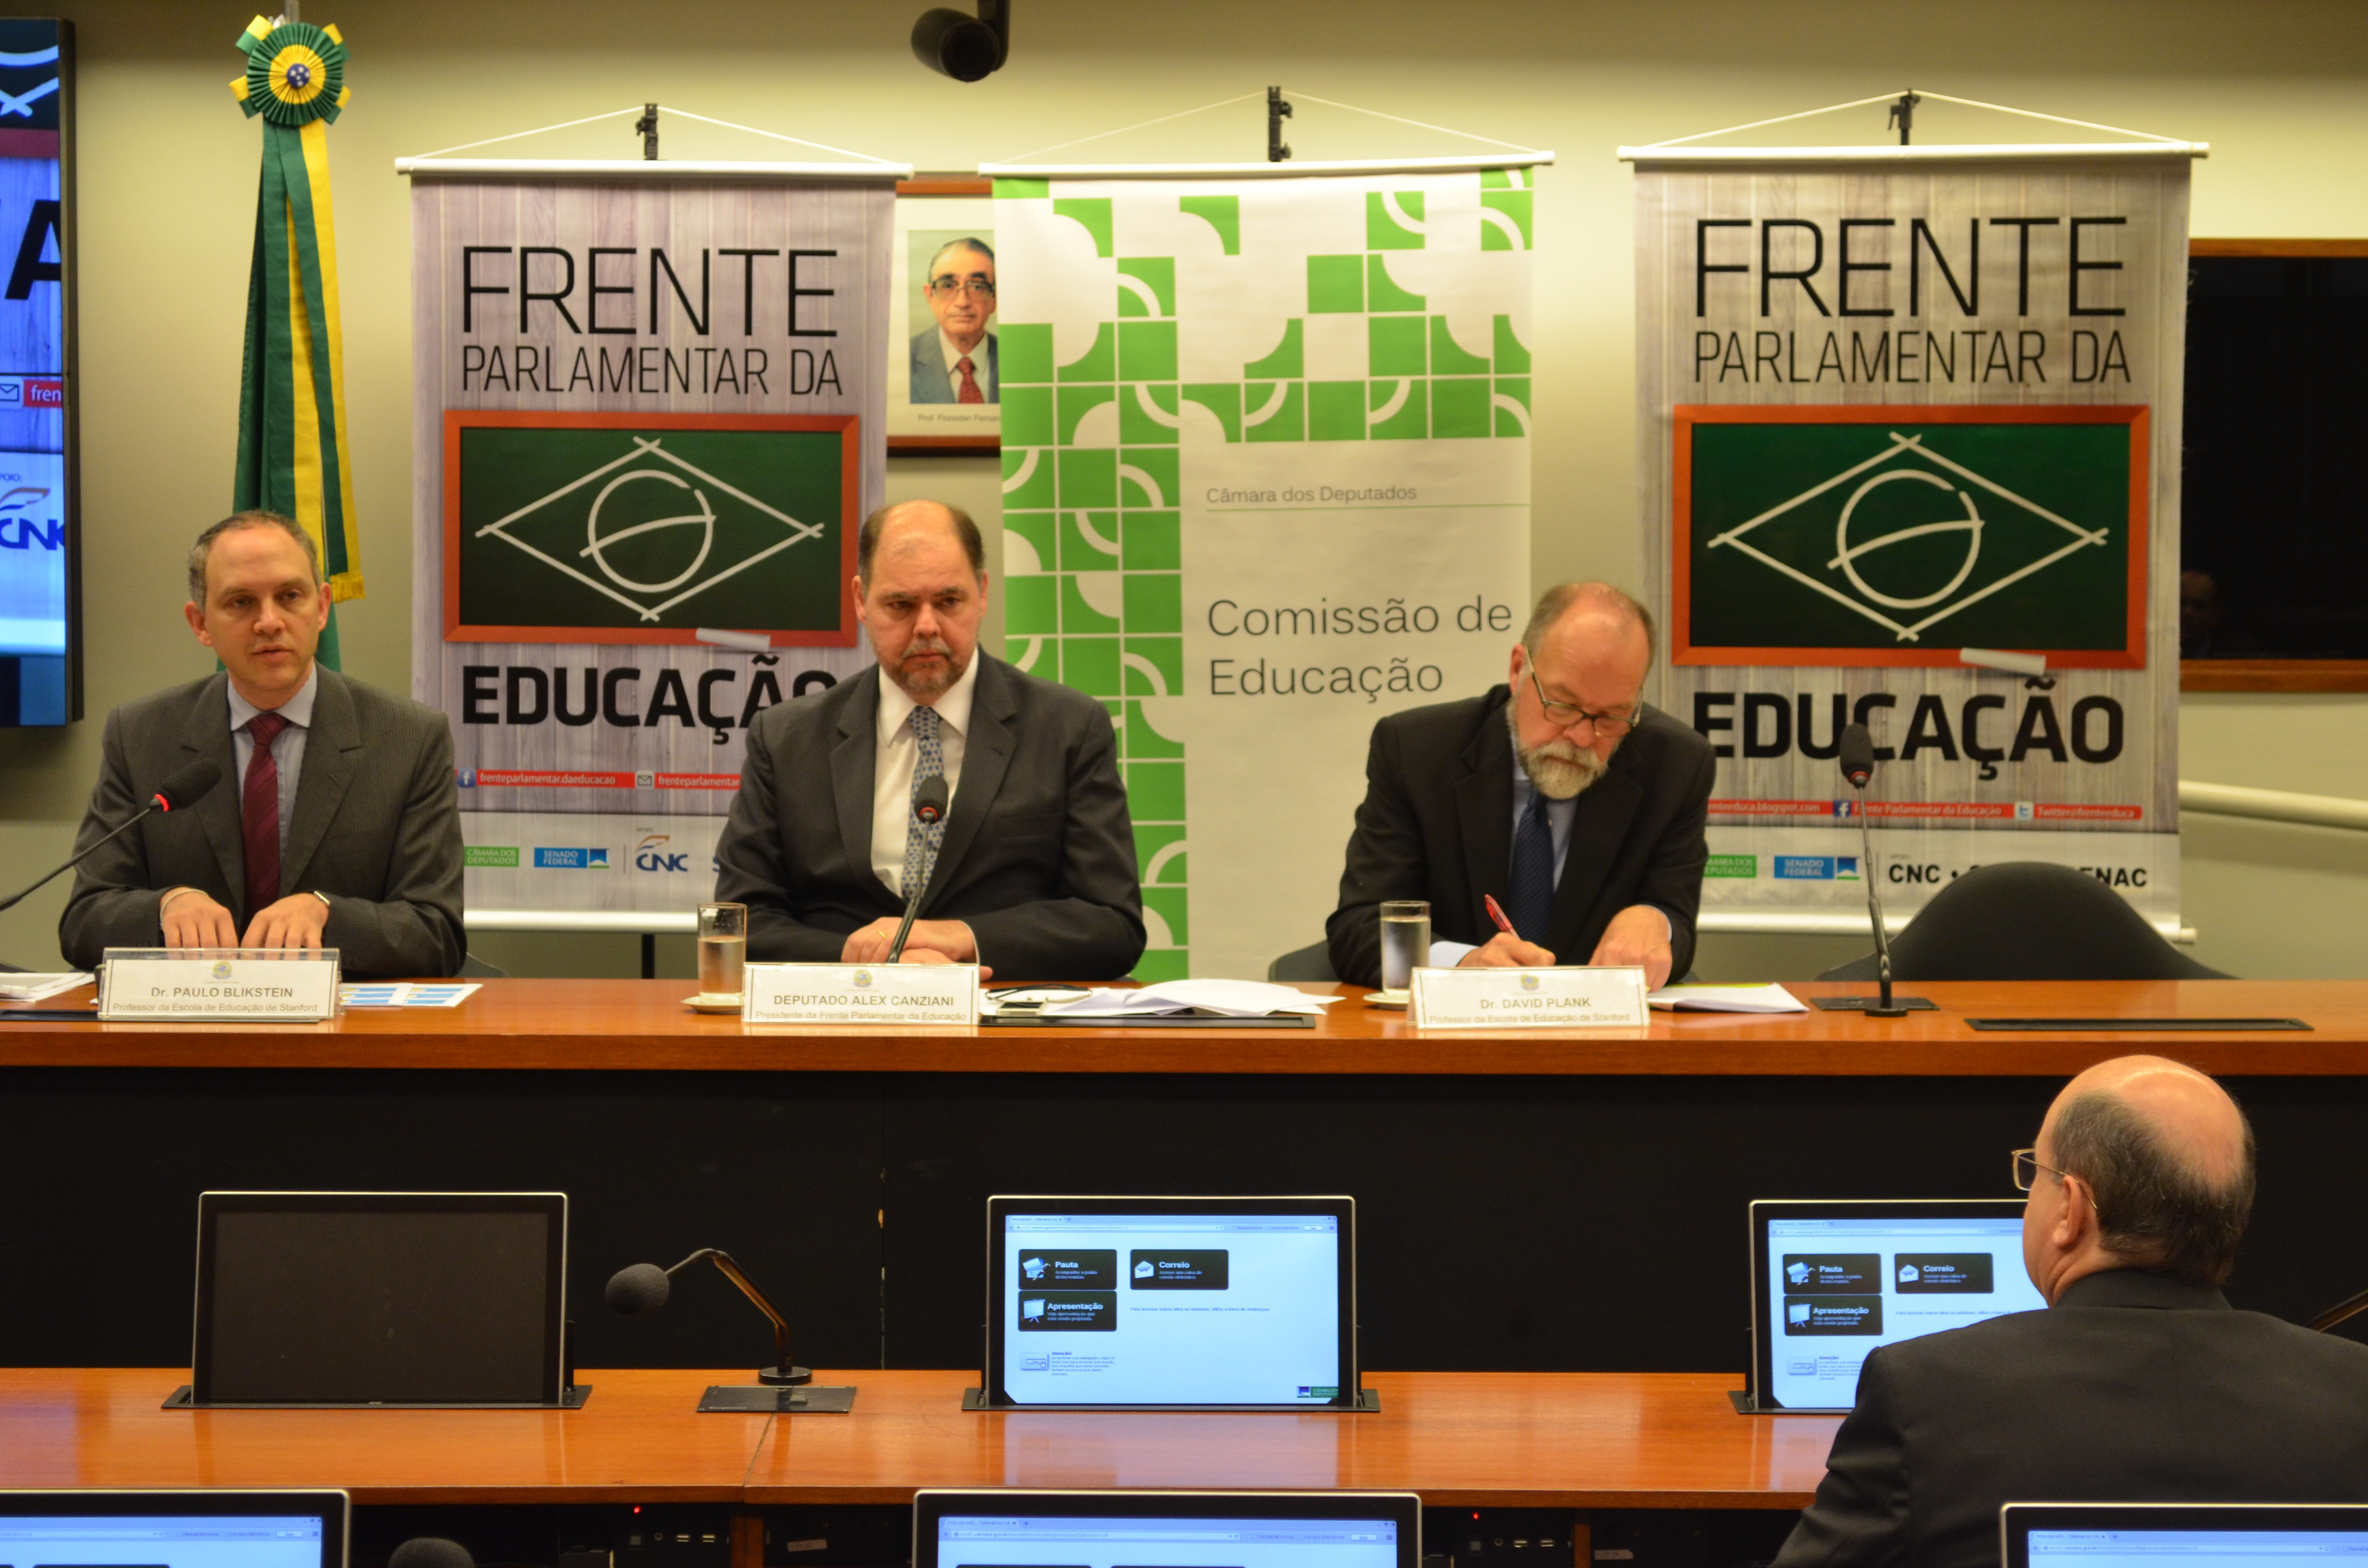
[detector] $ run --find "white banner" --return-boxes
[407,173,891,913]
[1633,152,2192,928]
[993,170,1534,980]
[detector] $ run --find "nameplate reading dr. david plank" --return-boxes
[742,963,981,1025]
[1408,966,1649,1029]
[99,950,342,1022]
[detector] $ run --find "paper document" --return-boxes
[339,982,482,1009]
[0,972,92,1003]
[1647,983,1809,1014]
[988,979,1339,1018]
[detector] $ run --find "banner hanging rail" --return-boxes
[397,157,913,180]
[1618,142,2204,165]
[980,152,1553,180]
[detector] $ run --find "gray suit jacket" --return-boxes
[909,328,998,404]
[712,653,1144,980]
[59,670,467,979]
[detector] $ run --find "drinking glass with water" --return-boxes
[698,901,747,999]
[1378,900,1430,996]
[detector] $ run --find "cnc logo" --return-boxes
[634,833,690,873]
[0,484,60,550]
[1674,408,2146,669]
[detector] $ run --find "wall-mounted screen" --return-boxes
[0,18,75,725]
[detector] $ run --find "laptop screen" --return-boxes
[1751,1199,2046,1411]
[915,1491,1416,1568]
[2005,1505,2368,1568]
[0,1492,345,1568]
[985,1197,1354,1407]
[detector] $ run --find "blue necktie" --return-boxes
[902,705,946,900]
[1504,789,1556,945]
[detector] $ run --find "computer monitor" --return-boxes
[981,1195,1358,1409]
[914,1490,1418,1568]
[188,1191,568,1408]
[2003,1503,2368,1568]
[1745,1198,2047,1412]
[0,1490,347,1568]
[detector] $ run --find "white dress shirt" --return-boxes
[226,663,319,864]
[870,652,980,897]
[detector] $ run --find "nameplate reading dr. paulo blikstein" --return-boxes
[99,949,342,1022]
[1408,965,1649,1029]
[741,962,981,1025]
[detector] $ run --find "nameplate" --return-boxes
[742,962,980,1025]
[99,949,342,1022]
[1408,965,1648,1029]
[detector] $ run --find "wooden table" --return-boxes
[6,981,2366,1384]
[0,1367,1833,1510]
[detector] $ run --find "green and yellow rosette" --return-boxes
[227,15,364,656]
[231,15,350,123]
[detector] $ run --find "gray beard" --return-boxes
[1506,700,1606,801]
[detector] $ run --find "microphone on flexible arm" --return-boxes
[885,773,951,963]
[605,1248,858,1412]
[1825,723,1913,1018]
[0,759,222,914]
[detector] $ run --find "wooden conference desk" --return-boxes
[0,1366,1837,1508]
[6,981,2368,1382]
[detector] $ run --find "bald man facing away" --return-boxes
[1327,581,1714,988]
[1772,1056,2368,1568]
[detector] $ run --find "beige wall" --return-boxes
[3,0,2364,978]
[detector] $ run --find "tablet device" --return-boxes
[188,1191,568,1408]
[2003,1503,2368,1568]
[914,1490,1418,1568]
[980,1195,1358,1409]
[0,1489,347,1568]
[1744,1198,2046,1412]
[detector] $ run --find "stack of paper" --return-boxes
[0,972,92,1003]
[998,979,1340,1019]
[1646,983,1809,1014]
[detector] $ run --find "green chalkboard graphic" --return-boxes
[1684,417,2138,660]
[455,424,847,637]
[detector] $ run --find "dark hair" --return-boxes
[1523,580,1656,663]
[187,510,321,605]
[928,237,996,274]
[2051,1087,2257,1285]
[858,501,985,583]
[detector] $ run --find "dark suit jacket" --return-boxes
[59,670,467,979]
[712,653,1144,980]
[1326,686,1715,987]
[909,328,997,404]
[1773,1268,2368,1568]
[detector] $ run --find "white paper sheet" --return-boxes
[1646,983,1809,1014]
[0,972,92,1002]
[987,979,1339,1018]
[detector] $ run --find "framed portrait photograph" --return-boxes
[889,181,999,450]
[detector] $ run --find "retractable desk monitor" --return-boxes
[0,1489,349,1568]
[2003,1503,2368,1568]
[971,1195,1371,1410]
[1739,1198,2047,1413]
[914,1490,1419,1568]
[172,1191,582,1409]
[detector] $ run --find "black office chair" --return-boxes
[1817,861,2229,982]
[1267,940,1337,983]
[459,951,509,980]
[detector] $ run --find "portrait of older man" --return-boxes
[908,236,998,405]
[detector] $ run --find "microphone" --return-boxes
[389,1541,475,1568]
[885,773,951,963]
[606,1248,810,1385]
[0,759,222,914]
[1836,723,1910,1019]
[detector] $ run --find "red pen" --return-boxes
[1482,893,1517,937]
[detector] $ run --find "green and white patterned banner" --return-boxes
[994,171,1534,980]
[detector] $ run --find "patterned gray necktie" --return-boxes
[902,704,946,899]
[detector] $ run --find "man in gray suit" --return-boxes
[908,238,998,405]
[713,499,1143,980]
[59,511,465,978]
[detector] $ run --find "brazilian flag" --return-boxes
[229,15,361,666]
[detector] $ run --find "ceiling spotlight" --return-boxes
[913,0,1009,82]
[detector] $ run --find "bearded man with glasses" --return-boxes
[1325,580,1714,989]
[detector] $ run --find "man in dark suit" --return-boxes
[1326,581,1714,989]
[714,499,1142,980]
[1773,1055,2368,1568]
[908,238,998,404]
[60,511,464,978]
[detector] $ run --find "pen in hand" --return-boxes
[1483,894,1517,937]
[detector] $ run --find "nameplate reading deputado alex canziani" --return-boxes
[741,963,981,1026]
[99,950,343,1023]
[1409,966,1649,1030]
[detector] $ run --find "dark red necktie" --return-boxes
[956,354,984,404]
[243,711,289,914]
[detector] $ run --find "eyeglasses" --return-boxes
[926,277,997,299]
[1522,649,1641,738]
[2011,1147,2070,1191]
